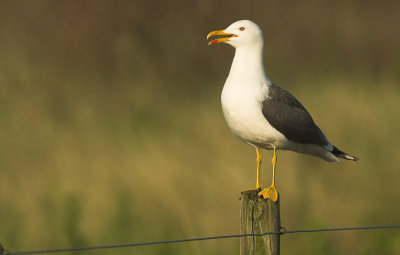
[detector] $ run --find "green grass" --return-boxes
[1,73,399,255]
[0,1,399,254]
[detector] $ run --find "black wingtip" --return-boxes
[332,146,359,162]
[342,154,359,161]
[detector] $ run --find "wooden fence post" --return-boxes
[240,190,280,255]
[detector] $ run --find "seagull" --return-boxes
[207,20,358,202]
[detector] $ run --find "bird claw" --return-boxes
[258,185,279,202]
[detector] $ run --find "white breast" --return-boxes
[221,79,286,149]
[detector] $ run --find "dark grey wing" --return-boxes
[262,84,328,145]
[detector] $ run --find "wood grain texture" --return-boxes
[240,190,280,255]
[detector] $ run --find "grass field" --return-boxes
[1,1,399,254]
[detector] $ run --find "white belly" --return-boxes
[221,83,287,149]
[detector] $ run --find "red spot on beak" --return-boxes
[211,40,219,45]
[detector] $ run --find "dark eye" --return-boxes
[239,27,245,31]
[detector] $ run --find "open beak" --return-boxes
[207,30,237,45]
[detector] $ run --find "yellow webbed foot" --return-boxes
[258,185,278,202]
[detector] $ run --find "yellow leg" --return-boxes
[258,148,279,202]
[243,148,262,191]
[255,148,262,189]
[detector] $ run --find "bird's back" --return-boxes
[261,84,329,146]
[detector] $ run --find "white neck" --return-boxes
[227,44,271,85]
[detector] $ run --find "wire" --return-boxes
[2,224,400,255]
[281,225,400,234]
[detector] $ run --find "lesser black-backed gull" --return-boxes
[207,20,358,202]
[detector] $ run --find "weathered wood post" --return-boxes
[240,190,280,255]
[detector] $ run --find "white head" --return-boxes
[207,20,264,49]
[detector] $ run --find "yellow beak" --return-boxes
[207,30,237,45]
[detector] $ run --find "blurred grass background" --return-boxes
[0,0,400,254]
